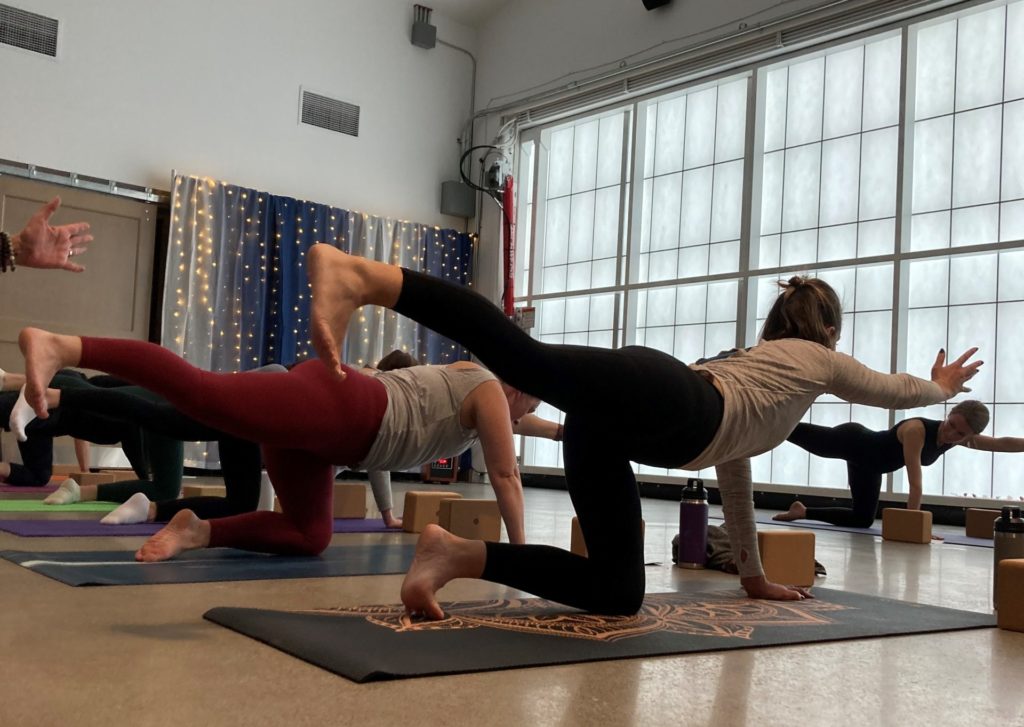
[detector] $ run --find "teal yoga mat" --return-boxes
[0,500,117,513]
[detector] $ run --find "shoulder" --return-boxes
[445,361,481,372]
[895,418,926,440]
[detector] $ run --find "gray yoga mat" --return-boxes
[203,587,996,683]
[1,543,416,586]
[0,517,396,538]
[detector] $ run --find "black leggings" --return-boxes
[393,269,724,614]
[57,386,262,520]
[787,422,888,528]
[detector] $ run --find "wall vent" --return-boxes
[300,89,360,137]
[0,4,58,57]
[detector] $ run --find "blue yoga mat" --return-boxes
[1,543,416,586]
[0,517,397,538]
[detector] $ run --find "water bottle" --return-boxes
[677,478,709,569]
[994,505,1024,607]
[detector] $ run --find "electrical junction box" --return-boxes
[441,180,476,218]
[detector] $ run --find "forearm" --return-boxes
[513,414,562,440]
[715,459,764,581]
[367,470,393,512]
[490,472,526,544]
[905,466,923,510]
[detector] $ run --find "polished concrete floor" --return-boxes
[1,479,1022,727]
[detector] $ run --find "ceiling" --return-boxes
[426,0,508,28]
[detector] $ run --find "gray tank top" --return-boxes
[357,365,498,471]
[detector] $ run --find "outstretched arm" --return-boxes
[966,434,1024,453]
[470,383,526,545]
[512,414,563,440]
[897,420,927,510]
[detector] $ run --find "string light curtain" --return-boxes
[163,173,475,467]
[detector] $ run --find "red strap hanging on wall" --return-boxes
[501,174,515,316]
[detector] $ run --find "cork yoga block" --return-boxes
[332,483,367,519]
[181,484,227,499]
[438,499,501,542]
[997,559,1024,632]
[402,491,463,533]
[882,508,932,544]
[70,472,117,488]
[100,469,139,483]
[965,508,1001,540]
[757,530,816,587]
[569,516,645,558]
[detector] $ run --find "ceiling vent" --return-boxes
[300,89,360,137]
[0,4,58,57]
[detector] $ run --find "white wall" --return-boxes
[0,0,478,227]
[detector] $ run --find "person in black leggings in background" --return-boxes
[774,400,1024,527]
[298,245,980,618]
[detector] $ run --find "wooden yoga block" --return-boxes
[71,472,116,488]
[569,516,645,558]
[882,508,932,544]
[438,499,501,542]
[100,470,138,483]
[181,484,227,499]
[333,483,367,519]
[757,530,815,587]
[966,508,1001,540]
[997,559,1024,632]
[51,464,79,475]
[402,491,462,533]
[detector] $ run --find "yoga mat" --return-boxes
[203,587,995,683]
[1,543,416,586]
[749,517,993,548]
[0,518,397,538]
[942,534,993,548]
[0,500,117,513]
[0,485,58,494]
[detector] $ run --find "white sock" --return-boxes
[43,477,80,505]
[100,492,152,524]
[10,386,37,442]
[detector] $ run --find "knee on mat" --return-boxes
[852,513,876,528]
[298,528,333,556]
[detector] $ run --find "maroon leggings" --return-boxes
[78,338,387,555]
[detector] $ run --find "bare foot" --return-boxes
[18,327,81,418]
[307,244,367,378]
[135,510,211,562]
[400,524,486,620]
[773,501,807,522]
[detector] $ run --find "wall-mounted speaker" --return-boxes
[642,0,671,9]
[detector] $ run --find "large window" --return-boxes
[514,0,1024,503]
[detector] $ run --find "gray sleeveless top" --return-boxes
[357,365,497,471]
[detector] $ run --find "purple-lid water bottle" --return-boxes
[678,478,708,569]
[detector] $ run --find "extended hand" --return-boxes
[14,197,93,272]
[931,347,982,396]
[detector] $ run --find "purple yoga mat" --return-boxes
[0,485,58,494]
[0,517,397,538]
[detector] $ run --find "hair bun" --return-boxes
[787,275,804,288]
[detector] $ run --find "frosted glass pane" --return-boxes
[760,151,784,235]
[651,174,682,251]
[907,258,949,308]
[951,205,998,247]
[568,191,595,263]
[649,249,677,281]
[852,310,891,373]
[643,105,658,179]
[543,197,569,265]
[764,68,788,152]
[675,284,707,325]
[772,442,809,485]
[1006,3,1024,101]
[758,235,780,268]
[705,322,736,357]
[948,303,996,401]
[751,452,772,484]
[914,19,957,119]
[1001,100,1024,200]
[996,302,1024,400]
[819,224,857,261]
[592,187,619,259]
[993,405,1024,500]
[780,229,818,267]
[1001,200,1024,242]
[588,330,613,349]
[711,160,743,242]
[912,116,953,213]
[909,211,950,251]
[955,6,1006,112]
[571,120,600,194]
[634,289,648,327]
[782,143,822,231]
[680,167,713,246]
[943,446,992,497]
[857,219,895,257]
[854,264,893,311]
[850,404,889,431]
[564,296,591,332]
[644,326,674,355]
[998,249,1024,300]
[863,35,901,130]
[786,57,825,146]
[654,96,686,176]
[674,325,705,364]
[859,127,898,220]
[715,78,747,162]
[636,254,650,283]
[952,105,1002,207]
[905,307,947,381]
[949,253,997,304]
[823,45,863,139]
[709,241,739,274]
[566,262,591,291]
[596,114,624,188]
[537,299,565,335]
[589,294,615,329]
[819,135,860,226]
[684,87,718,170]
[820,267,856,309]
[755,276,783,319]
[540,265,566,294]
[548,127,575,199]
[646,287,676,327]
[707,280,738,322]
[592,258,616,288]
[678,246,709,278]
